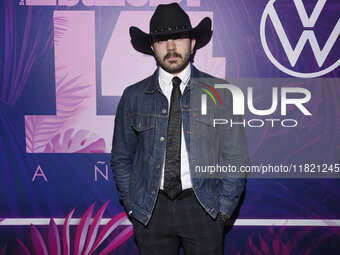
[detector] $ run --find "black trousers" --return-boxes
[130,189,225,255]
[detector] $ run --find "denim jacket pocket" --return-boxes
[131,114,155,132]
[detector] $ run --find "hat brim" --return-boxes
[129,17,212,55]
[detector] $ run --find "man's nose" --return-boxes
[166,39,176,50]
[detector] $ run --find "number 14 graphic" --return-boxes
[25,10,223,153]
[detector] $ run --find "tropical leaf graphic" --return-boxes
[16,238,31,255]
[25,115,66,153]
[23,11,94,153]
[55,71,91,118]
[15,202,133,255]
[43,128,106,153]
[53,16,68,47]
[25,70,92,153]
[1,1,45,106]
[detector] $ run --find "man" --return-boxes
[111,3,249,255]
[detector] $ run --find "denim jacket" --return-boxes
[111,64,250,226]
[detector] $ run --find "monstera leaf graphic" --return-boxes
[16,201,133,255]
[43,129,106,153]
[25,70,92,153]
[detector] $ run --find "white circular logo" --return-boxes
[260,0,340,78]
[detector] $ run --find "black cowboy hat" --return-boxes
[129,2,212,55]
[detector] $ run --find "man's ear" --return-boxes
[191,38,196,53]
[150,44,154,53]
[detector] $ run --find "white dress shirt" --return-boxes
[158,64,193,190]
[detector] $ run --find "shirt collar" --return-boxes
[158,63,191,87]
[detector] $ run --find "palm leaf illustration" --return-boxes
[43,128,106,153]
[25,70,91,153]
[82,201,109,255]
[53,16,68,47]
[48,218,61,255]
[15,202,133,255]
[16,238,31,255]
[1,0,44,106]
[31,224,49,255]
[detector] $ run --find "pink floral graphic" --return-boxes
[25,70,93,153]
[15,202,133,255]
[25,12,109,153]
[43,128,106,153]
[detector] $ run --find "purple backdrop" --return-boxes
[0,0,339,254]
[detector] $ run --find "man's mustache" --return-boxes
[164,52,182,61]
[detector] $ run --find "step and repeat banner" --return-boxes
[0,0,339,254]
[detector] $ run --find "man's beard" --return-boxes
[157,51,191,74]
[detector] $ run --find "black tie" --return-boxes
[164,76,183,200]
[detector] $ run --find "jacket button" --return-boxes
[160,137,165,142]
[156,164,161,168]
[152,190,156,194]
[162,109,167,114]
